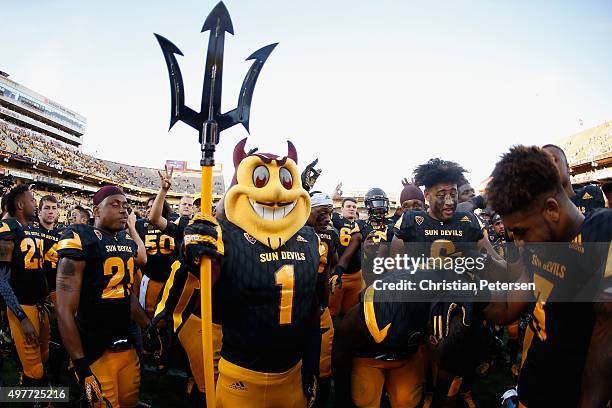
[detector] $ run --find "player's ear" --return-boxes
[542,197,560,223]
[92,205,100,218]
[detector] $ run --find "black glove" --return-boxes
[302,373,317,408]
[329,265,345,293]
[301,158,322,192]
[142,323,163,361]
[183,212,223,271]
[73,358,111,408]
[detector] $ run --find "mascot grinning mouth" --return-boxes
[248,199,297,220]
[224,138,311,250]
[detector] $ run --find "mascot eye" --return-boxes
[279,167,293,189]
[253,166,270,188]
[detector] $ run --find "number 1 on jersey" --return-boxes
[275,265,295,325]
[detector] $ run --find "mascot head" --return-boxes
[224,138,311,249]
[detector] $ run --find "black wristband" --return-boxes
[73,357,93,381]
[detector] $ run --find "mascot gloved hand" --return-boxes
[183,211,223,260]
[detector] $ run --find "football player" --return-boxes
[37,195,66,384]
[69,206,90,226]
[543,144,606,214]
[306,191,338,407]
[483,145,612,407]
[340,188,395,289]
[151,214,223,407]
[0,184,50,386]
[391,158,502,263]
[333,269,481,408]
[178,139,324,407]
[55,185,149,408]
[399,183,425,214]
[457,180,476,204]
[330,197,365,317]
[135,197,177,320]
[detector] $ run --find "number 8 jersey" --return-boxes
[213,219,321,373]
[57,224,137,364]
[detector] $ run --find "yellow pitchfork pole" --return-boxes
[155,2,277,405]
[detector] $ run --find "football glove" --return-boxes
[300,158,322,192]
[430,302,473,342]
[329,265,345,293]
[302,373,317,408]
[142,323,163,361]
[73,358,111,408]
[183,212,224,269]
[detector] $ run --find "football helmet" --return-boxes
[364,188,389,222]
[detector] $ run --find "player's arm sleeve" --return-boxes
[0,258,26,321]
[316,236,330,308]
[162,218,183,240]
[392,213,411,241]
[152,261,188,331]
[332,305,375,408]
[0,222,26,321]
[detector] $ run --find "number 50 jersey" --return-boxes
[214,219,322,373]
[57,224,137,364]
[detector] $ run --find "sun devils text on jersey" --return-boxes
[393,210,484,261]
[214,218,321,373]
[518,208,612,407]
[57,224,137,364]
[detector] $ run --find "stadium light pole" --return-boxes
[155,2,277,406]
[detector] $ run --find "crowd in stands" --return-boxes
[0,118,199,193]
[563,122,612,164]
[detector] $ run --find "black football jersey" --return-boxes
[57,224,138,364]
[571,184,605,214]
[161,215,190,241]
[135,218,178,282]
[518,209,612,407]
[358,270,430,358]
[332,212,363,274]
[393,210,485,261]
[489,232,506,259]
[316,226,339,274]
[152,259,200,334]
[36,225,63,292]
[0,219,47,305]
[214,219,321,372]
[355,221,394,244]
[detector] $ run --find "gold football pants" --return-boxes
[351,350,425,408]
[216,358,305,408]
[329,270,364,316]
[90,348,140,408]
[320,307,334,378]
[177,314,223,392]
[7,304,49,379]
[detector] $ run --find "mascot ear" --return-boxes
[233,138,248,168]
[287,140,297,164]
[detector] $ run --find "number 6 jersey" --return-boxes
[57,224,137,364]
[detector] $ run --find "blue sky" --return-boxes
[2,0,611,196]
